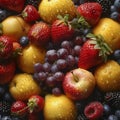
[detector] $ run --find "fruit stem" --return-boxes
[71,71,79,82]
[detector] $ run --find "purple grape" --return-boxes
[46,49,58,63]
[38,72,47,81]
[74,45,81,56]
[43,62,51,72]
[33,73,39,82]
[46,76,56,87]
[56,59,67,70]
[34,63,43,73]
[54,72,64,82]
[66,55,75,68]
[51,63,59,73]
[52,87,62,96]
[61,40,72,50]
[57,48,69,59]
[75,56,79,66]
[73,36,84,45]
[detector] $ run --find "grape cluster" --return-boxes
[33,36,84,95]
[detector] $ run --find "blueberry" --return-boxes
[0,85,5,97]
[113,49,120,60]
[1,116,12,120]
[19,36,29,47]
[114,0,120,9]
[110,5,118,12]
[110,12,120,21]
[103,104,111,116]
[0,9,7,22]
[115,110,120,119]
[108,115,118,120]
[3,92,14,102]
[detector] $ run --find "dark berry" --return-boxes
[84,101,104,120]
[19,36,29,47]
[108,115,118,120]
[115,110,120,119]
[25,0,41,8]
[0,85,5,97]
[110,11,120,21]
[3,92,14,102]
[114,0,120,10]
[113,49,120,60]
[103,104,112,116]
[110,5,118,12]
[1,116,12,120]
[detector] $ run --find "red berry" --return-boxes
[11,100,28,116]
[84,101,104,120]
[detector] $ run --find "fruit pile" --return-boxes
[0,0,120,120]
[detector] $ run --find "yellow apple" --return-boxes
[9,73,41,101]
[1,16,31,41]
[43,94,77,120]
[17,43,46,73]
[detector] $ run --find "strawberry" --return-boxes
[78,33,113,70]
[0,60,16,84]
[51,15,74,45]
[22,5,40,23]
[28,111,40,120]
[27,95,44,113]
[28,22,51,46]
[77,2,102,26]
[0,0,25,12]
[0,35,13,60]
[11,100,28,116]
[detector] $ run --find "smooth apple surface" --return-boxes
[63,68,96,101]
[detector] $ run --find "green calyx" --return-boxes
[86,33,113,62]
[27,98,37,113]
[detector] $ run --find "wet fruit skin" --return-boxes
[94,60,120,92]
[43,94,77,120]
[17,43,46,73]
[9,73,41,101]
[93,18,120,51]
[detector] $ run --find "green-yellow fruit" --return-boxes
[38,0,76,23]
[44,94,77,120]
[94,60,120,92]
[17,44,46,73]
[9,73,41,101]
[93,18,120,51]
[1,16,31,41]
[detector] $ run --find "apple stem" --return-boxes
[71,71,79,82]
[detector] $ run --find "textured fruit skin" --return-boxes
[28,95,44,113]
[78,40,102,70]
[0,35,13,59]
[93,18,120,51]
[63,68,96,100]
[11,101,28,116]
[0,60,16,85]
[38,0,76,23]
[77,2,102,26]
[51,20,74,44]
[22,5,40,23]
[17,44,46,73]
[94,60,120,92]
[84,101,104,119]
[44,94,77,120]
[0,0,25,12]
[28,22,51,46]
[1,16,31,41]
[9,73,41,101]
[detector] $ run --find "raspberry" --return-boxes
[84,101,104,120]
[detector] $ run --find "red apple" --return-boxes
[63,68,96,101]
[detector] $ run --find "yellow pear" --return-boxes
[94,60,120,92]
[1,16,31,41]
[9,73,41,101]
[43,94,77,120]
[17,43,46,73]
[93,18,120,51]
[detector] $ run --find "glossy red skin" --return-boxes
[29,95,44,113]
[0,0,25,12]
[0,35,13,59]
[28,22,51,46]
[28,111,40,120]
[11,100,28,116]
[77,2,102,26]
[78,40,102,70]
[0,60,16,85]
[51,20,74,44]
[23,5,40,23]
[84,101,104,119]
